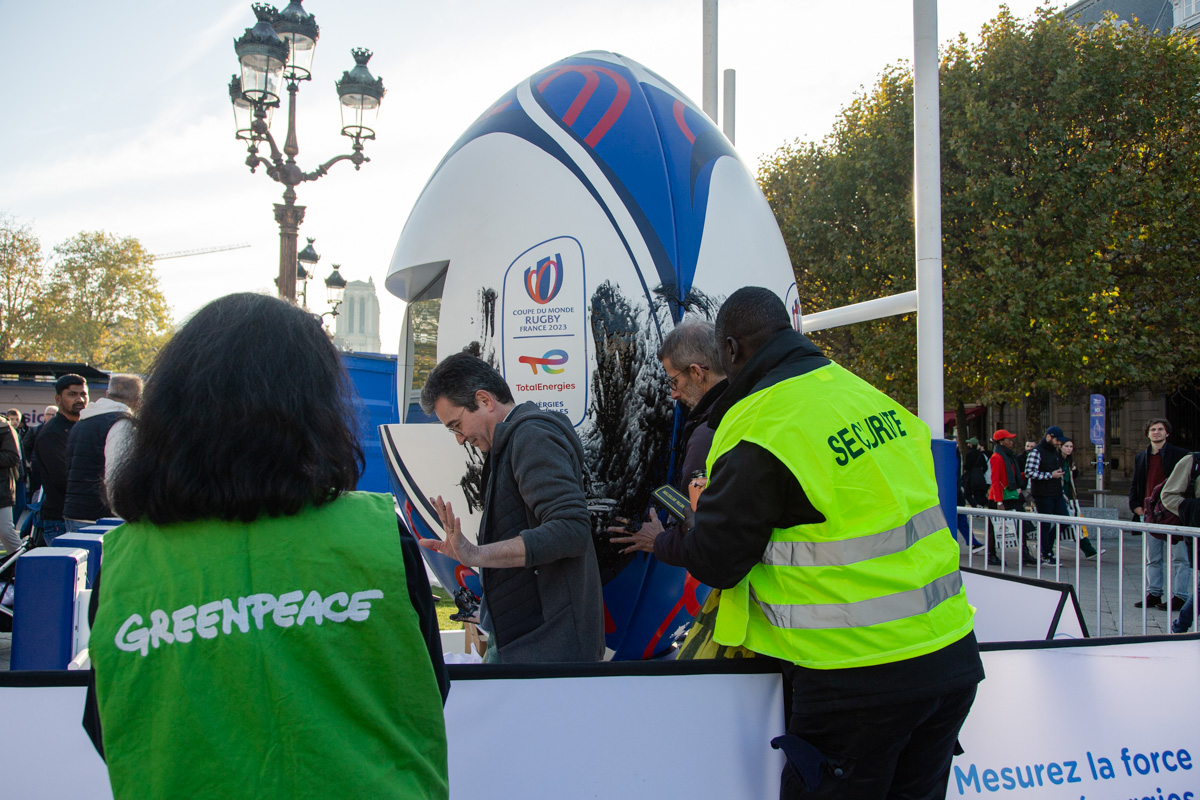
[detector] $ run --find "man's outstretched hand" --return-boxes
[420,496,481,566]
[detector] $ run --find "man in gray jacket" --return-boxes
[418,353,604,663]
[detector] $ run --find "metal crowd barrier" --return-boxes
[8,521,121,670]
[956,506,1199,638]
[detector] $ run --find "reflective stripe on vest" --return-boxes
[761,504,947,568]
[753,570,963,630]
[707,363,974,669]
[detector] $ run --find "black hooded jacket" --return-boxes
[652,377,727,567]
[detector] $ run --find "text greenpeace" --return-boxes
[114,588,384,657]
[953,747,1193,798]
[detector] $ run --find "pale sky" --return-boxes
[0,0,1057,355]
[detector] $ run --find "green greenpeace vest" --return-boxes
[90,492,449,800]
[708,364,974,669]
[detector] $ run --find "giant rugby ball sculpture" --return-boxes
[381,51,799,660]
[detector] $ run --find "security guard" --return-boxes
[682,287,983,799]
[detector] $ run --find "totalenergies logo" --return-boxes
[524,253,564,305]
[518,349,568,374]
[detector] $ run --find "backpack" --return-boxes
[1145,480,1181,535]
[1144,454,1200,536]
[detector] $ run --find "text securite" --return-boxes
[827,409,909,466]
[114,588,385,657]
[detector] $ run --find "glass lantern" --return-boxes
[325,266,347,308]
[234,4,288,105]
[274,0,320,82]
[335,49,386,141]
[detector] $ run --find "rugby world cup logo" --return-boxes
[524,253,564,305]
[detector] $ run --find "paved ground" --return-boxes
[956,518,1194,638]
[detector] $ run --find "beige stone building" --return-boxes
[333,278,382,354]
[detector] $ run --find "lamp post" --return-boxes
[318,265,348,335]
[296,237,319,308]
[229,2,385,302]
[324,265,347,315]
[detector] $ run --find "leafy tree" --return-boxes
[759,9,1200,434]
[37,231,172,372]
[0,214,47,360]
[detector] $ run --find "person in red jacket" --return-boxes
[987,430,1035,566]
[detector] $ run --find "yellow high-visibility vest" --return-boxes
[708,363,974,669]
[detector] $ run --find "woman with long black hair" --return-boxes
[88,292,448,800]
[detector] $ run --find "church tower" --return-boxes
[333,277,382,353]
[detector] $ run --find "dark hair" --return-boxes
[715,286,791,350]
[108,293,363,525]
[420,352,514,414]
[658,319,724,376]
[1145,418,1171,435]
[55,374,86,394]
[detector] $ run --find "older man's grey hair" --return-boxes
[107,374,144,407]
[657,319,724,376]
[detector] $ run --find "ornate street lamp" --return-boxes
[228,1,385,302]
[296,236,319,308]
[336,49,386,142]
[324,265,347,316]
[273,0,319,82]
[228,76,256,140]
[234,4,287,105]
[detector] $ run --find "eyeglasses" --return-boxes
[444,407,467,435]
[667,364,708,391]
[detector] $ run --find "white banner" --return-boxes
[500,236,589,426]
[2,639,1196,799]
[963,569,1086,642]
[954,639,1200,799]
[0,668,785,800]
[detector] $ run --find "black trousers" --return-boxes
[1032,494,1069,559]
[779,683,979,800]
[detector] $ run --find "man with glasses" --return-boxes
[608,319,727,563]
[417,352,604,664]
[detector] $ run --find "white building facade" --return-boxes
[333,277,382,353]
